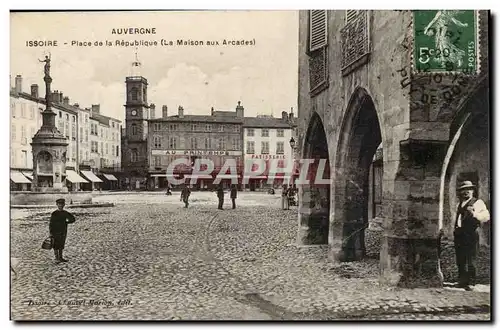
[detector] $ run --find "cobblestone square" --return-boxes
[11,192,491,321]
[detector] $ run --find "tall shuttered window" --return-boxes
[309,10,327,52]
[308,10,328,95]
[340,10,371,76]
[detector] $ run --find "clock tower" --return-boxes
[122,53,150,189]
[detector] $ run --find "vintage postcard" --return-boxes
[10,10,491,321]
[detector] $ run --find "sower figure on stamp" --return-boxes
[454,181,490,289]
[230,184,238,209]
[217,184,224,210]
[49,198,76,263]
[180,184,191,208]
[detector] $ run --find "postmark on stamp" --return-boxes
[413,10,478,74]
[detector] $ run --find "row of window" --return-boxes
[152,122,241,133]
[246,141,285,155]
[11,103,38,120]
[11,124,36,144]
[246,128,285,137]
[90,141,120,157]
[12,101,121,130]
[152,136,241,150]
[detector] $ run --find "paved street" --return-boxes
[11,192,491,320]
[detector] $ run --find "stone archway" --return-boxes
[297,112,330,245]
[334,88,382,261]
[439,82,490,283]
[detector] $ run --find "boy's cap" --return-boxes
[56,198,66,204]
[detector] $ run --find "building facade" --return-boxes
[146,104,244,190]
[121,75,151,190]
[10,75,122,191]
[296,10,489,287]
[243,111,296,190]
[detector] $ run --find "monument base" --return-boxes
[10,191,92,206]
[32,186,69,193]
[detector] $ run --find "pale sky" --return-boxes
[10,11,299,122]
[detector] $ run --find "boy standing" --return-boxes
[49,198,76,263]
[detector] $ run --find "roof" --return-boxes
[10,90,121,123]
[212,111,237,117]
[91,113,110,126]
[243,117,293,128]
[150,114,243,124]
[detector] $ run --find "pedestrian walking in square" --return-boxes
[49,198,76,263]
[230,184,238,209]
[281,184,289,210]
[287,185,296,207]
[217,184,224,210]
[454,181,490,289]
[181,184,191,208]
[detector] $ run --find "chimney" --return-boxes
[59,92,63,103]
[30,84,39,98]
[150,103,156,119]
[73,103,80,108]
[178,105,184,118]
[236,101,244,118]
[63,96,70,105]
[91,104,100,114]
[211,107,214,116]
[281,111,287,120]
[14,75,22,94]
[162,105,168,118]
[52,90,60,103]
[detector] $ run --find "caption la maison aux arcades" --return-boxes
[26,27,256,48]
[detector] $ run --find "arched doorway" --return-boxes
[298,112,330,245]
[334,88,382,261]
[440,81,490,283]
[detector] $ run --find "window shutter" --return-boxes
[340,10,371,76]
[345,10,359,25]
[309,10,327,52]
[309,47,328,93]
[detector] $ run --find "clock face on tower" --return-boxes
[131,109,138,116]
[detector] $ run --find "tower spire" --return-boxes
[131,47,142,77]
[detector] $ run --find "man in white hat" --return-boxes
[454,180,490,289]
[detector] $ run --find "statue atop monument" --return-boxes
[39,54,51,79]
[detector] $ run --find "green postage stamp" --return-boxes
[413,10,478,74]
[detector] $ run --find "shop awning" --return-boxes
[10,171,32,184]
[65,170,89,183]
[102,174,118,181]
[80,170,103,183]
[21,171,33,180]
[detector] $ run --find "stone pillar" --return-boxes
[380,139,446,287]
[297,159,330,246]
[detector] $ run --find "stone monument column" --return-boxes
[30,54,69,192]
